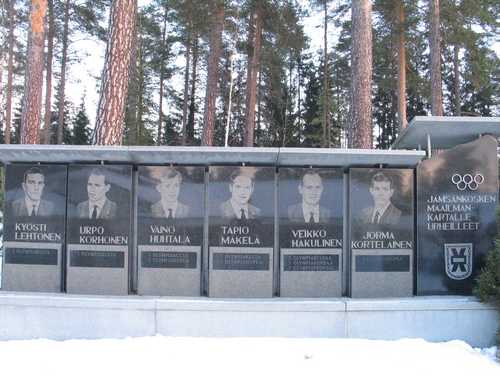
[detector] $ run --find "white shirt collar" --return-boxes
[230,199,249,219]
[372,202,391,222]
[302,203,319,223]
[88,198,106,218]
[161,200,178,218]
[25,197,40,214]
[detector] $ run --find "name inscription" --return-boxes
[14,222,62,242]
[79,225,128,245]
[220,226,261,246]
[352,231,412,249]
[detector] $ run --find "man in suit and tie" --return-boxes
[220,170,261,219]
[151,168,190,218]
[77,168,117,219]
[361,172,401,225]
[12,167,54,217]
[288,171,330,224]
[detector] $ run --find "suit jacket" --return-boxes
[287,203,330,223]
[361,203,402,225]
[77,198,117,219]
[220,199,260,219]
[150,201,190,218]
[12,198,54,217]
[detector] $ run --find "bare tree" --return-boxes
[429,0,443,116]
[186,35,199,144]
[349,0,373,149]
[322,0,329,147]
[181,31,191,145]
[94,0,137,145]
[42,0,55,144]
[56,0,70,144]
[157,5,168,145]
[396,0,407,132]
[453,44,460,116]
[4,0,15,144]
[21,0,48,144]
[244,5,263,147]
[202,0,225,146]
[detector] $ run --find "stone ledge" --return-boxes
[345,296,495,311]
[0,291,157,310]
[0,292,496,347]
[155,297,347,312]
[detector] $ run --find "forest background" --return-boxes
[0,0,498,149]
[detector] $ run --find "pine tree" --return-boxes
[201,0,225,146]
[4,0,16,144]
[349,0,373,149]
[21,0,48,144]
[429,0,444,116]
[72,96,91,145]
[474,207,500,348]
[49,80,73,144]
[301,60,322,147]
[94,0,138,145]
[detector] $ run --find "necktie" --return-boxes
[167,208,173,219]
[240,208,246,220]
[30,205,36,216]
[91,205,98,219]
[309,211,315,223]
[373,211,380,224]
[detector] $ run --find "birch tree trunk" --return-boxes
[396,0,407,132]
[349,0,373,149]
[202,1,225,146]
[94,0,137,145]
[429,0,443,116]
[5,0,15,144]
[244,6,263,147]
[56,0,70,144]
[42,0,55,144]
[21,0,48,144]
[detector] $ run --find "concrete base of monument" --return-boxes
[0,292,496,347]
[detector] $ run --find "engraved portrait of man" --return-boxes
[220,170,261,220]
[151,168,190,219]
[77,167,117,219]
[361,172,401,225]
[288,171,330,224]
[12,167,54,217]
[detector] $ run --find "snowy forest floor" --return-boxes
[0,336,497,375]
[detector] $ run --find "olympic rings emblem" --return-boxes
[451,173,484,191]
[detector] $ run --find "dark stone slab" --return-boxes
[208,166,275,297]
[350,168,414,298]
[1,164,67,292]
[278,168,344,297]
[417,136,498,295]
[213,253,269,271]
[66,165,132,295]
[355,255,410,272]
[5,247,58,265]
[283,254,339,272]
[136,166,204,296]
[141,251,197,269]
[70,250,125,268]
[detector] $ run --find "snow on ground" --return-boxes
[0,337,497,375]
